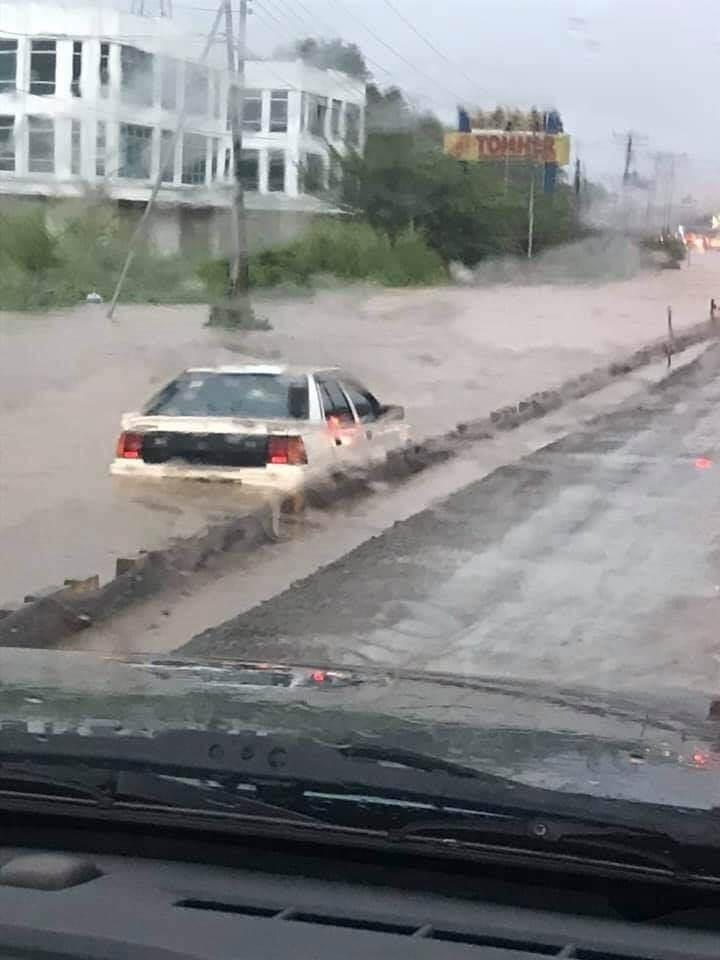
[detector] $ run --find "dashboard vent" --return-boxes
[175,900,654,959]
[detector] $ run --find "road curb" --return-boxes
[0,505,274,649]
[2,317,717,649]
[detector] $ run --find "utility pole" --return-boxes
[209,0,256,328]
[527,170,535,259]
[107,2,224,319]
[623,132,633,184]
[527,131,537,259]
[613,130,646,185]
[131,0,173,13]
[650,151,687,234]
[664,154,676,233]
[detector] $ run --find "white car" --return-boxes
[110,365,409,493]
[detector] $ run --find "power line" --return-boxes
[378,0,481,100]
[259,0,312,35]
[252,0,394,84]
[108,0,226,319]
[250,1,372,100]
[169,0,417,95]
[319,0,466,102]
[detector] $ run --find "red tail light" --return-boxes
[116,431,143,459]
[267,435,307,466]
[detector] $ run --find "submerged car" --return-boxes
[110,364,409,492]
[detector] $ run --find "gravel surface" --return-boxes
[182,344,720,695]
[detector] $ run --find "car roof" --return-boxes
[185,364,341,377]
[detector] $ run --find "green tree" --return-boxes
[339,132,428,243]
[273,37,370,80]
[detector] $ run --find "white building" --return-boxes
[0,2,366,251]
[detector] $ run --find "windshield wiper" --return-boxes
[390,812,692,874]
[0,760,326,829]
[1,728,720,874]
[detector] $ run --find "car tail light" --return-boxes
[116,431,143,459]
[267,435,307,466]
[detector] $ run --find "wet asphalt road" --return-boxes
[182,344,720,695]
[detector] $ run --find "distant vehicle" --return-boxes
[683,231,705,252]
[110,365,409,492]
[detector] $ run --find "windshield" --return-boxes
[3,0,720,845]
[143,372,310,419]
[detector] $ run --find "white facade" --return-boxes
[0,2,366,213]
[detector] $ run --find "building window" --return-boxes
[160,129,174,183]
[268,150,285,192]
[96,120,106,177]
[161,58,176,110]
[182,132,206,184]
[331,99,342,138]
[212,72,221,119]
[308,95,328,138]
[27,116,54,172]
[71,119,81,175]
[345,103,361,148]
[71,41,82,97]
[184,63,208,115]
[300,92,307,130]
[99,42,110,98]
[329,155,342,189]
[0,115,15,171]
[303,153,325,194]
[0,40,17,94]
[119,123,152,179]
[224,147,231,178]
[211,138,219,179]
[226,85,237,130]
[121,45,153,106]
[242,89,262,132]
[269,90,288,132]
[30,40,56,96]
[239,149,258,191]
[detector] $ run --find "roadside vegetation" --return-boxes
[0,207,207,311]
[0,38,591,312]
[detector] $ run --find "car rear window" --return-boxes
[143,373,309,419]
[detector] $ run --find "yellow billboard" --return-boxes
[445,131,571,166]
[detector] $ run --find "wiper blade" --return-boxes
[0,761,323,828]
[391,813,689,874]
[337,744,487,779]
[3,728,720,870]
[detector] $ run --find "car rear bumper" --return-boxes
[110,458,306,492]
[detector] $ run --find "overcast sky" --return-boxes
[120,0,717,204]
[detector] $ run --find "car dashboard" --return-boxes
[0,833,717,960]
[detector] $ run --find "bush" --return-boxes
[0,212,60,273]
[201,220,446,293]
[0,209,447,313]
[0,206,213,311]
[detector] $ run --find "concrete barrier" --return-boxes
[0,503,275,649]
[1,317,717,650]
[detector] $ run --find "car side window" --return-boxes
[318,379,354,423]
[340,381,380,423]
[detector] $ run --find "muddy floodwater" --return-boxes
[1,250,718,608]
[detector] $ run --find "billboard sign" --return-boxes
[444,131,571,166]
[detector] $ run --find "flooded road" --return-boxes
[181,344,720,695]
[2,249,719,608]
